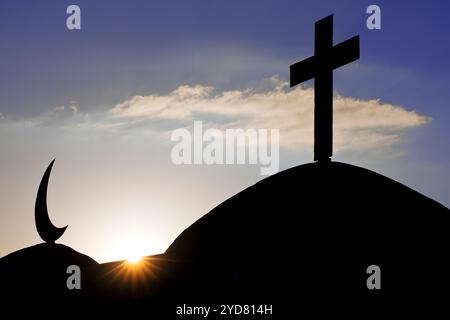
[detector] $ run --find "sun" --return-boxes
[127,254,143,264]
[104,232,157,264]
[122,239,149,265]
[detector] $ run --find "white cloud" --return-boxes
[69,104,78,113]
[0,101,83,129]
[54,103,78,114]
[109,77,431,152]
[0,77,430,153]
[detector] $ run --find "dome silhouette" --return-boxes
[0,243,97,301]
[162,162,449,305]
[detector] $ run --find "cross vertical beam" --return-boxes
[314,15,333,162]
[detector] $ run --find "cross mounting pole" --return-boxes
[290,15,360,162]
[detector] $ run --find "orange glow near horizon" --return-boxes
[103,256,161,289]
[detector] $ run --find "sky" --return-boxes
[0,0,449,262]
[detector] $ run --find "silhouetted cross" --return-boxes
[290,15,359,162]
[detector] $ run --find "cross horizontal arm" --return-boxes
[332,36,360,70]
[290,35,359,88]
[289,56,315,87]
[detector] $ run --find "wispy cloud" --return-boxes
[109,76,431,152]
[0,77,430,153]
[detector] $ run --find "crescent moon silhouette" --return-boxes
[35,159,67,243]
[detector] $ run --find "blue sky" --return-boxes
[0,0,449,261]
